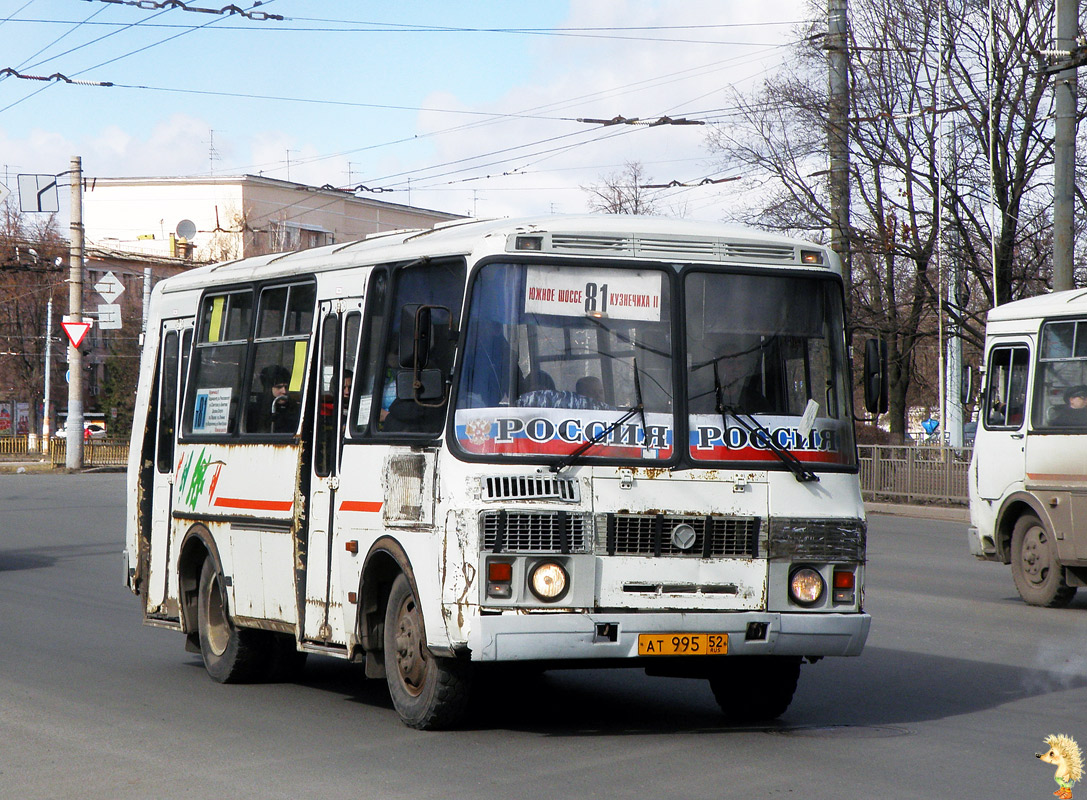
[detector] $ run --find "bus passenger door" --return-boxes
[148,323,191,617]
[976,343,1030,501]
[303,300,362,645]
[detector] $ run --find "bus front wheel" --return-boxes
[197,558,266,683]
[383,573,472,730]
[1010,513,1076,608]
[708,656,801,723]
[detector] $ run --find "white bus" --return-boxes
[969,288,1087,607]
[125,215,872,729]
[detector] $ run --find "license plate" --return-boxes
[637,633,728,656]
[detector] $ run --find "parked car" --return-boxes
[54,422,108,440]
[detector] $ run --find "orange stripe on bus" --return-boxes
[1027,473,1087,482]
[213,497,294,511]
[339,500,383,513]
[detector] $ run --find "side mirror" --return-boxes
[396,369,445,403]
[961,366,973,405]
[399,305,431,369]
[863,338,889,415]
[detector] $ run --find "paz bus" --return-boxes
[124,215,872,729]
[969,288,1087,607]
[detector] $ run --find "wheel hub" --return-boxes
[393,596,428,696]
[205,573,230,656]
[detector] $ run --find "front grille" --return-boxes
[606,514,760,557]
[481,475,579,502]
[481,510,588,553]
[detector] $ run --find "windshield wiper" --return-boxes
[551,359,648,474]
[712,361,818,484]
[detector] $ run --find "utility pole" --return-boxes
[827,0,853,327]
[67,156,84,470]
[1053,0,1078,291]
[43,296,53,452]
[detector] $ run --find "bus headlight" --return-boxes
[789,567,824,606]
[529,561,568,602]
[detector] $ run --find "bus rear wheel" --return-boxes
[708,656,801,723]
[197,558,266,683]
[383,573,472,730]
[1010,513,1076,608]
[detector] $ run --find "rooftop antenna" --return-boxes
[208,129,221,175]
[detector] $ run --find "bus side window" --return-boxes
[242,282,315,435]
[351,270,388,435]
[1035,319,1087,428]
[379,260,466,435]
[156,330,179,472]
[185,290,253,436]
[984,345,1029,429]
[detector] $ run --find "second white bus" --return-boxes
[969,288,1087,607]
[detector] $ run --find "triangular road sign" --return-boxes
[61,321,91,348]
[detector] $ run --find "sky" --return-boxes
[0,0,817,225]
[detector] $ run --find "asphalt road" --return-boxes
[1,473,1084,799]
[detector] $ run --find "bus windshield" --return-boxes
[454,261,675,462]
[685,271,855,467]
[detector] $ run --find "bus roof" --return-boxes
[987,288,1087,323]
[158,215,839,294]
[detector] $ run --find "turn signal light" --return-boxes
[833,568,856,604]
[486,560,513,599]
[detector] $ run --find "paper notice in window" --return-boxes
[524,266,662,321]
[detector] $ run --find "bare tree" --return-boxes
[0,204,67,436]
[706,0,1069,438]
[583,161,661,215]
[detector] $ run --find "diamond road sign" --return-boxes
[94,271,125,303]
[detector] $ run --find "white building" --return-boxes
[83,175,463,263]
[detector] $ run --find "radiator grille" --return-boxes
[481,475,580,502]
[607,514,760,557]
[481,510,589,553]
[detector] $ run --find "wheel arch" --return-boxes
[995,492,1052,565]
[357,536,418,678]
[177,523,224,635]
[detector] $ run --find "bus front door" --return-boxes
[147,324,189,617]
[976,343,1030,501]
[302,300,361,646]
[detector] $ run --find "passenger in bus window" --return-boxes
[249,365,299,433]
[517,370,611,410]
[1049,385,1087,427]
[575,376,606,405]
[342,370,352,413]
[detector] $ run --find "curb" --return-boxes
[865,501,969,523]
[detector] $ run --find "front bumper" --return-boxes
[967,525,999,560]
[468,610,870,662]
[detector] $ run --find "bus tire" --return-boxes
[1010,513,1076,608]
[197,558,266,683]
[708,656,801,723]
[383,573,472,730]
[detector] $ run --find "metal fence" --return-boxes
[47,439,129,468]
[5,436,970,503]
[858,444,971,505]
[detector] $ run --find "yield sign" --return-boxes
[61,321,92,348]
